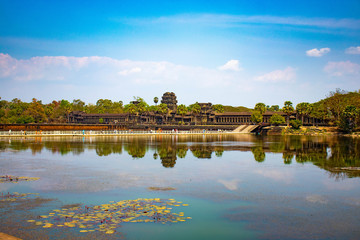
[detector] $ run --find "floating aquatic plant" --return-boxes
[147,187,176,191]
[27,198,191,234]
[0,192,39,202]
[0,175,40,183]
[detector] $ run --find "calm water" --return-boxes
[0,134,360,240]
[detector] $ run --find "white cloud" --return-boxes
[306,48,330,57]
[0,53,239,89]
[324,61,360,77]
[254,169,294,184]
[218,59,242,71]
[218,179,241,191]
[118,67,142,76]
[345,46,360,54]
[254,67,296,83]
[305,195,328,204]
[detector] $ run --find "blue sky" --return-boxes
[0,0,359,107]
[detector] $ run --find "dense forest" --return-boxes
[0,89,359,132]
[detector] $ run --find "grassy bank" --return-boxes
[281,126,360,137]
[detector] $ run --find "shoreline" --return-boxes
[0,130,242,138]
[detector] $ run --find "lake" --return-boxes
[1,134,360,240]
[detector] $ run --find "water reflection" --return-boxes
[1,135,359,178]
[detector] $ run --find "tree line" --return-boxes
[250,89,360,132]
[1,89,359,132]
[0,96,224,124]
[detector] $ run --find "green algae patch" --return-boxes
[0,175,40,183]
[0,192,40,202]
[147,187,176,191]
[27,198,190,234]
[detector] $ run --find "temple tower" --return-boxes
[161,92,178,112]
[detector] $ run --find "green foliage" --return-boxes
[270,113,285,126]
[338,105,359,133]
[153,97,159,105]
[289,119,302,129]
[282,152,294,164]
[177,104,188,116]
[158,103,169,115]
[223,105,250,112]
[250,111,263,123]
[99,118,104,124]
[268,105,280,112]
[212,104,224,113]
[251,146,265,162]
[188,102,201,115]
[296,102,312,123]
[282,101,294,126]
[311,89,360,125]
[124,103,137,115]
[254,103,266,115]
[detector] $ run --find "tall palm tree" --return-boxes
[296,102,312,124]
[177,104,188,125]
[282,101,294,126]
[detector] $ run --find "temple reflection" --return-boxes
[0,135,359,178]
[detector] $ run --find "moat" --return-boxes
[1,135,360,239]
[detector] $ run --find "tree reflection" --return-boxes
[251,146,265,163]
[1,135,359,178]
[282,152,293,164]
[190,145,213,159]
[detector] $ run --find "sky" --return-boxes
[0,0,360,108]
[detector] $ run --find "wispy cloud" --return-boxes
[345,46,360,55]
[218,60,242,71]
[254,67,296,83]
[218,179,241,191]
[116,14,360,30]
[0,53,238,88]
[254,169,294,184]
[324,61,360,77]
[306,48,330,57]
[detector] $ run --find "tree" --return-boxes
[189,102,201,125]
[270,113,285,126]
[177,104,187,124]
[296,102,312,124]
[26,98,48,123]
[290,119,302,129]
[254,102,266,124]
[154,97,159,105]
[250,111,263,124]
[158,103,169,123]
[254,103,266,115]
[338,105,359,133]
[282,101,294,126]
[268,105,280,112]
[72,99,85,111]
[326,88,347,122]
[60,99,72,122]
[212,104,224,113]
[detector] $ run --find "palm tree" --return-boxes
[177,104,188,125]
[282,101,294,126]
[158,103,168,124]
[189,103,201,125]
[296,102,312,124]
[154,97,159,105]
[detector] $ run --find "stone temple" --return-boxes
[161,92,177,112]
